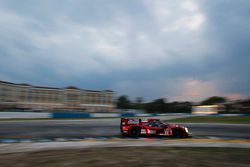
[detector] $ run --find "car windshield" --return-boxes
[149,120,166,127]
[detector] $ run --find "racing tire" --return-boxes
[172,128,183,138]
[128,126,141,137]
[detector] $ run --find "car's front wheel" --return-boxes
[172,128,183,138]
[128,126,141,137]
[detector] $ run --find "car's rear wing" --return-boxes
[120,118,141,132]
[121,118,141,124]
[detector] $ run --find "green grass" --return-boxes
[168,116,250,124]
[0,147,250,167]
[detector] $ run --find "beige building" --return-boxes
[0,80,114,112]
[192,104,225,114]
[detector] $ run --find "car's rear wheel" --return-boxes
[128,126,141,137]
[172,128,183,138]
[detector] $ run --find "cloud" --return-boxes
[115,77,222,102]
[169,78,221,102]
[0,0,210,75]
[181,0,199,12]
[114,76,249,102]
[226,93,248,101]
[0,0,249,101]
[144,0,205,32]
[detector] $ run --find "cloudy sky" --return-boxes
[0,0,249,102]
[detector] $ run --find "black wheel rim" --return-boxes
[129,128,139,137]
[173,129,181,137]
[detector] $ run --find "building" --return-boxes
[192,104,225,115]
[0,80,114,112]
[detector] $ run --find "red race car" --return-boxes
[120,118,191,138]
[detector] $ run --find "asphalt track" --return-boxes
[2,139,250,154]
[0,118,250,140]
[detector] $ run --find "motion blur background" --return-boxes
[0,0,250,167]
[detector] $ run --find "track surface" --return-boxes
[0,118,250,139]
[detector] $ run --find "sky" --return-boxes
[0,0,250,102]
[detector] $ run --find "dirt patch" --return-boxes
[0,147,250,167]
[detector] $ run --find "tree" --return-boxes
[166,101,192,113]
[145,98,166,113]
[116,95,131,109]
[240,99,250,106]
[135,97,144,104]
[133,97,144,110]
[201,96,226,105]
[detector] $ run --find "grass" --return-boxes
[0,147,250,167]
[168,116,250,124]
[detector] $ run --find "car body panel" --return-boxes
[120,118,191,137]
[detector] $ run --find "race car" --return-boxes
[120,118,191,138]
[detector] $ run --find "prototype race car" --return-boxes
[120,118,191,138]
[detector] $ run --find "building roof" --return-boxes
[0,80,113,92]
[0,80,17,85]
[84,89,113,92]
[33,86,60,90]
[65,86,80,90]
[18,83,31,86]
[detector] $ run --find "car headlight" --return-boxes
[184,127,189,133]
